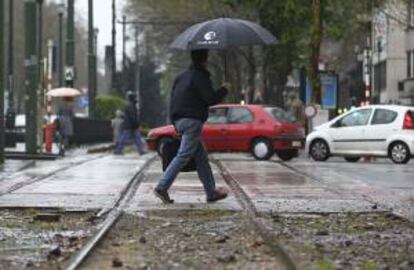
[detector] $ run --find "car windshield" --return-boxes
[264,107,297,124]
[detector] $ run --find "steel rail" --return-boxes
[64,155,156,270]
[0,154,106,196]
[212,157,297,270]
[273,159,414,222]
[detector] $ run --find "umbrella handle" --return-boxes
[222,50,228,82]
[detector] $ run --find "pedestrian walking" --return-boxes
[57,97,75,155]
[111,110,124,149]
[154,49,229,204]
[114,92,146,155]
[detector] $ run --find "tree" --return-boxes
[5,1,90,113]
[123,0,388,108]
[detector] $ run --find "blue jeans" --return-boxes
[114,129,145,155]
[156,118,216,199]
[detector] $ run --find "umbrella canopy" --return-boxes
[46,87,82,97]
[170,17,277,50]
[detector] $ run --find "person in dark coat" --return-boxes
[114,92,146,155]
[154,49,229,204]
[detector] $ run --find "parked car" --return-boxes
[306,105,414,164]
[146,104,305,161]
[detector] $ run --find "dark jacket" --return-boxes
[169,65,228,123]
[123,101,139,130]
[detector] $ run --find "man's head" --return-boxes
[191,49,209,67]
[126,91,137,103]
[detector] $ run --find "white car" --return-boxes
[306,105,414,164]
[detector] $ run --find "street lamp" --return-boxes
[57,2,65,87]
[5,0,15,130]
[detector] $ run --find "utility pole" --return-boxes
[88,0,96,118]
[25,0,39,154]
[36,0,44,153]
[0,0,5,164]
[134,26,140,112]
[65,0,75,87]
[6,0,15,130]
[310,0,322,105]
[111,0,116,92]
[122,15,126,92]
[58,3,65,87]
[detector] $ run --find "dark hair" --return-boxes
[191,49,208,66]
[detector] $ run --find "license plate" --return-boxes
[292,141,302,147]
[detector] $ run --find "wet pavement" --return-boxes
[0,153,154,210]
[126,159,241,212]
[0,152,412,217]
[0,160,34,179]
[0,151,413,269]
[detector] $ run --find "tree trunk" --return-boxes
[309,0,323,105]
[246,47,256,104]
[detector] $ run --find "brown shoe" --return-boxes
[207,190,228,203]
[154,188,174,204]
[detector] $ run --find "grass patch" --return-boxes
[311,259,335,270]
[361,261,378,270]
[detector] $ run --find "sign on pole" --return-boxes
[305,73,338,109]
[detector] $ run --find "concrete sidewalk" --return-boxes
[0,153,153,210]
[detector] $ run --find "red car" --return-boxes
[146,104,305,161]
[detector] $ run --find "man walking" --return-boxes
[114,92,146,155]
[154,49,229,204]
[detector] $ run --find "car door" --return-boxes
[365,108,399,154]
[203,107,228,151]
[328,108,373,154]
[226,107,254,151]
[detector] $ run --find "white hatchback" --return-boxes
[306,105,414,164]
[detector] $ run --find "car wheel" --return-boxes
[389,142,410,164]
[276,149,298,161]
[251,138,273,160]
[157,137,173,156]
[309,139,330,161]
[344,157,360,163]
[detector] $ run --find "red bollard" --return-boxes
[44,124,55,153]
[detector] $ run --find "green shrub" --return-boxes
[95,95,127,120]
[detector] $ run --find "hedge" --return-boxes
[95,95,127,120]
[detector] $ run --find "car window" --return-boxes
[371,109,398,125]
[206,108,228,124]
[338,109,372,127]
[228,107,253,124]
[264,107,297,123]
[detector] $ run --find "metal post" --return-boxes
[25,0,39,154]
[111,0,116,92]
[88,0,95,118]
[37,0,44,153]
[135,26,140,112]
[65,0,75,87]
[6,0,15,130]
[47,40,54,120]
[0,0,5,164]
[122,15,126,92]
[58,3,64,87]
[122,16,126,71]
[93,28,98,110]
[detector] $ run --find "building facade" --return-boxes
[372,3,407,105]
[402,0,414,105]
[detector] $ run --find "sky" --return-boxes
[49,0,130,70]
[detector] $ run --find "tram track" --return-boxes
[0,154,107,196]
[64,155,156,270]
[212,157,297,270]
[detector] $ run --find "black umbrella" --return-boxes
[171,17,277,50]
